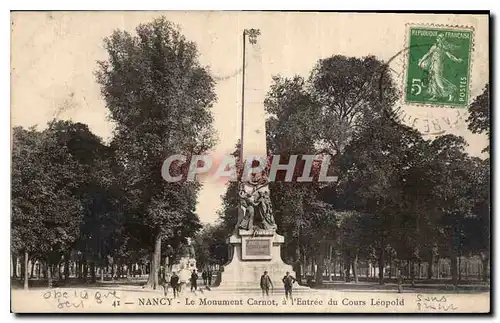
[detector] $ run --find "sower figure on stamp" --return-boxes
[282,272,296,300]
[418,33,463,102]
[260,271,273,297]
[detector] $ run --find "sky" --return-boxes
[11,12,489,224]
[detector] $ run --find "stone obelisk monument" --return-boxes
[240,29,267,161]
[218,29,295,289]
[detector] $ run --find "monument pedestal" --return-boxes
[172,257,198,284]
[218,229,295,289]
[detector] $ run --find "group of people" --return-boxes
[158,267,213,298]
[260,271,297,300]
[158,267,297,299]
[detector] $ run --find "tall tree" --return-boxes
[309,55,399,157]
[340,115,424,284]
[96,17,216,289]
[12,122,88,288]
[57,121,122,282]
[262,55,399,284]
[466,84,490,153]
[426,135,482,285]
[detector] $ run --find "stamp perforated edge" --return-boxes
[401,23,475,109]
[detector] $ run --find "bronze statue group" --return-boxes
[237,183,277,232]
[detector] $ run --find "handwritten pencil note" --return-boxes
[42,289,120,310]
[416,294,459,312]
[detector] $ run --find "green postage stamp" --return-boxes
[405,25,473,107]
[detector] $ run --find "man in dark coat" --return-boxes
[158,266,169,296]
[190,270,199,292]
[282,272,296,300]
[207,270,212,286]
[260,271,273,296]
[170,272,180,298]
[202,270,208,285]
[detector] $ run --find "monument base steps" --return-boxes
[217,230,308,291]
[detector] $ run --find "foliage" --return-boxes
[467,84,489,153]
[95,17,215,288]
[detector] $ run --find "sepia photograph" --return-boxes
[10,11,490,313]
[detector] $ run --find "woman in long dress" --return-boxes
[237,189,255,231]
[253,190,277,230]
[418,33,463,102]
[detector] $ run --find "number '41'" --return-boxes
[112,301,120,307]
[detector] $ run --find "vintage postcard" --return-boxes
[10,11,490,313]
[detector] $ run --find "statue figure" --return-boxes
[180,237,196,259]
[237,187,255,231]
[235,183,276,232]
[255,190,277,230]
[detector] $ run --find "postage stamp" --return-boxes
[404,25,474,107]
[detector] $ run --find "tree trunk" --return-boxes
[11,254,17,278]
[30,260,35,278]
[409,260,416,286]
[20,254,25,281]
[53,263,60,281]
[101,266,105,282]
[127,263,132,279]
[427,252,434,279]
[23,251,29,290]
[378,244,385,285]
[344,260,350,282]
[64,254,70,281]
[302,251,306,279]
[295,243,302,284]
[352,253,359,283]
[77,261,82,279]
[47,263,53,288]
[450,256,458,287]
[90,262,96,283]
[41,262,46,279]
[458,257,462,283]
[315,245,325,285]
[481,256,489,282]
[145,233,162,289]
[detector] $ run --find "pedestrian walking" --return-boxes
[202,270,208,285]
[282,271,296,300]
[170,272,180,298]
[158,266,169,296]
[207,270,212,286]
[397,269,403,293]
[260,271,273,297]
[190,270,199,292]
